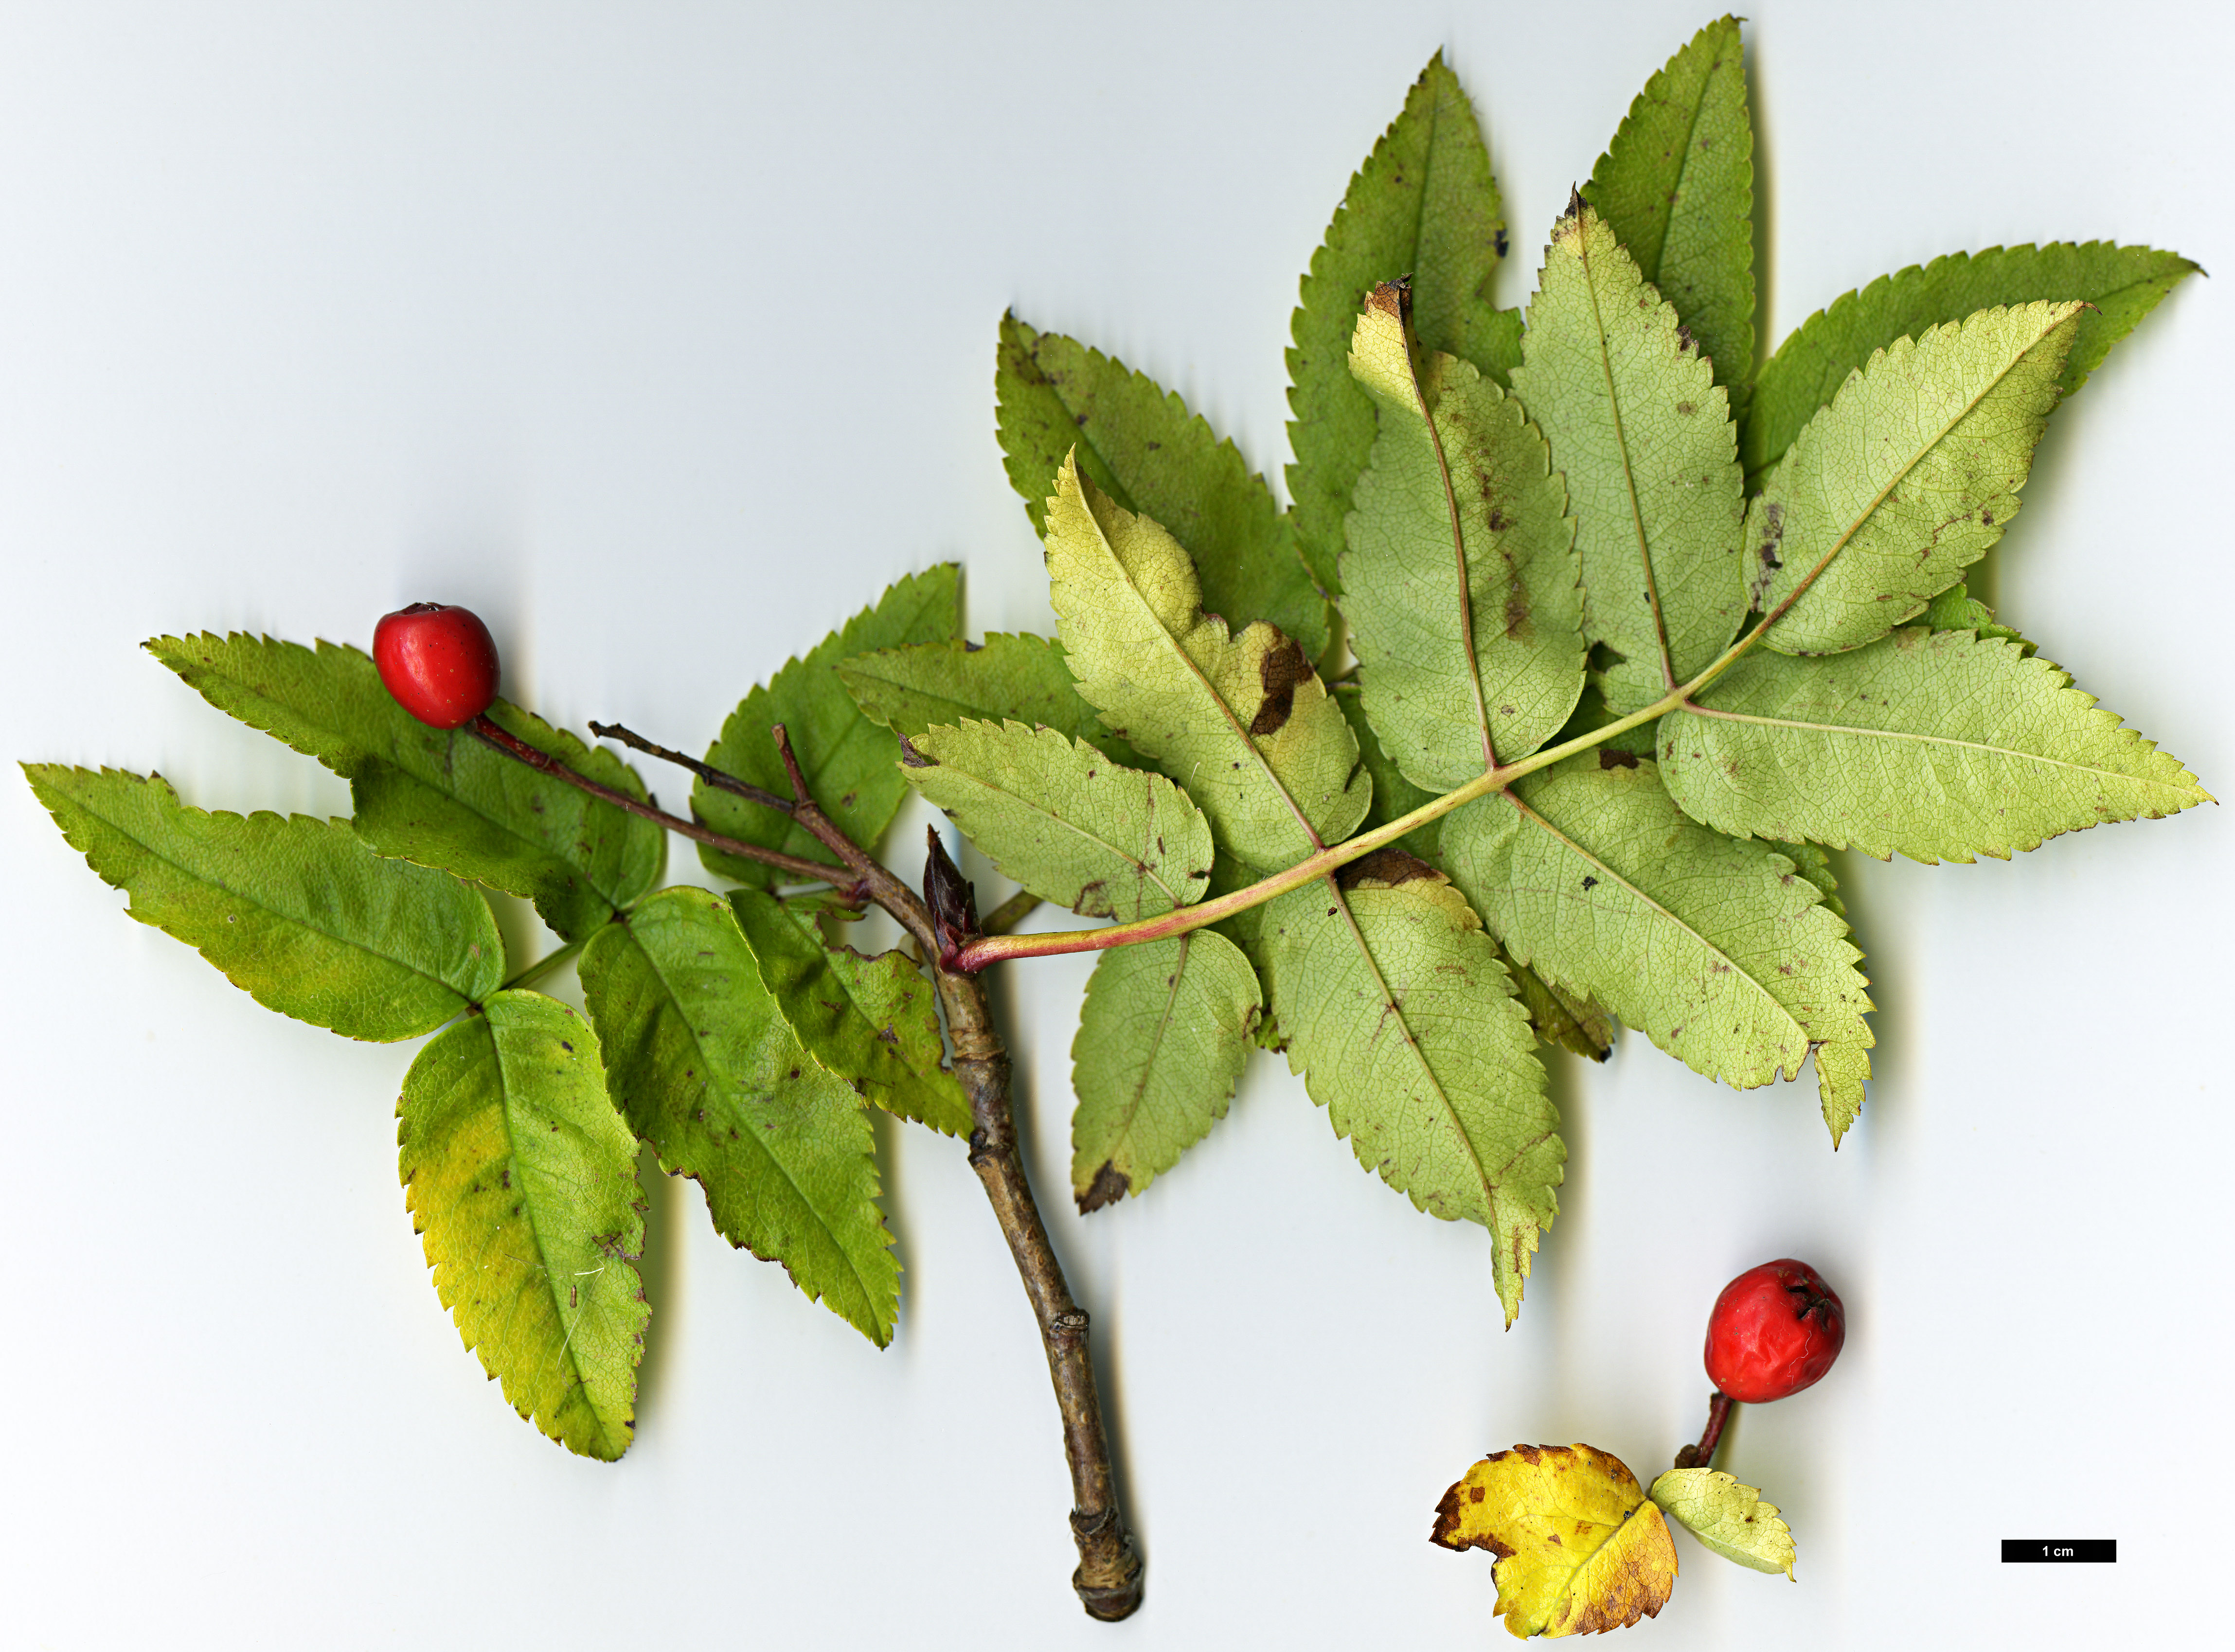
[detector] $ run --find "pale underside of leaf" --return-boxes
[397,992,647,1461]
[1288,51,1514,597]
[145,632,663,941]
[1070,930,1261,1212]
[1344,283,1584,788]
[1444,756,1872,1141]
[836,631,1144,768]
[1432,1443,1679,1639]
[1510,202,1746,714]
[996,314,1328,660]
[1263,864,1557,1323]
[1043,456,1368,871]
[1660,627,2211,863]
[1583,14,1755,420]
[1751,302,2082,656]
[578,887,898,1345]
[729,889,972,1137]
[1648,1467,1797,1578]
[1745,241,2199,485]
[26,764,501,1041]
[696,567,960,887]
[905,719,1212,922]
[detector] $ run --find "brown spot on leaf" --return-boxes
[1076,1162,1130,1213]
[1365,278,1412,323]
[1339,847,1440,890]
[1249,637,1315,737]
[1598,748,1638,770]
[1581,876,1598,891]
[897,734,934,768]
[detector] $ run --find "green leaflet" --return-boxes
[997,315,1328,660]
[1334,681,1444,864]
[1043,457,1369,870]
[397,992,647,1461]
[1511,202,1746,714]
[1745,242,2199,485]
[1444,755,1873,1142]
[1071,930,1261,1211]
[1659,627,2211,863]
[1752,302,2081,656]
[1344,283,1585,785]
[905,719,1213,922]
[579,887,898,1345]
[697,567,960,888]
[1647,1468,1796,1578]
[1262,857,1558,1323]
[1501,944,1618,1064]
[1923,581,2033,654]
[147,633,663,942]
[1289,52,1517,597]
[836,631,1143,767]
[729,889,971,1137]
[1583,15,1755,420]
[27,764,501,1041]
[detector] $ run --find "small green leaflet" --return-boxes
[1500,944,1617,1065]
[1344,282,1584,785]
[996,314,1328,661]
[1511,200,1746,714]
[837,631,1143,767]
[696,567,960,888]
[1583,14,1755,421]
[579,887,899,1345]
[1262,855,1558,1323]
[1659,627,2210,862]
[904,719,1213,922]
[1289,52,1517,597]
[1923,581,2033,654]
[1445,755,1873,1141]
[1042,456,1369,870]
[729,889,972,1137]
[1648,1468,1797,1578]
[1745,241,2199,486]
[27,764,502,1041]
[398,992,647,1461]
[1752,302,2082,656]
[1334,681,1444,864]
[1071,931,1261,1211]
[147,633,663,941]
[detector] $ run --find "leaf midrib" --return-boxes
[936,756,1193,913]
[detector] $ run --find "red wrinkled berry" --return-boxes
[1703,1258,1844,1403]
[373,603,501,729]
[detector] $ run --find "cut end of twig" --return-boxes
[1071,1509,1144,1621]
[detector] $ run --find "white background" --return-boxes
[3,2,2229,1647]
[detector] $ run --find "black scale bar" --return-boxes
[2001,1540,2116,1563]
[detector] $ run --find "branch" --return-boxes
[466,714,850,887]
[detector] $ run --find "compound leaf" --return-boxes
[1289,52,1516,596]
[1745,242,2199,485]
[397,991,647,1461]
[697,567,959,888]
[998,315,1327,659]
[147,632,662,941]
[1344,282,1584,786]
[27,764,502,1041]
[837,631,1142,767]
[1661,627,2211,862]
[1511,201,1746,714]
[1043,457,1368,870]
[1584,14,1755,420]
[729,889,971,1137]
[1263,855,1557,1323]
[1750,302,2082,656]
[1445,754,1873,1142]
[579,887,897,1345]
[1432,1443,1679,1639]
[1648,1467,1796,1578]
[904,719,1213,921]
[1071,930,1261,1211]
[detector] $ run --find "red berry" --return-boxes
[373,603,502,729]
[1703,1259,1844,1403]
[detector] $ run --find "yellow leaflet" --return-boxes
[1432,1443,1678,1638]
